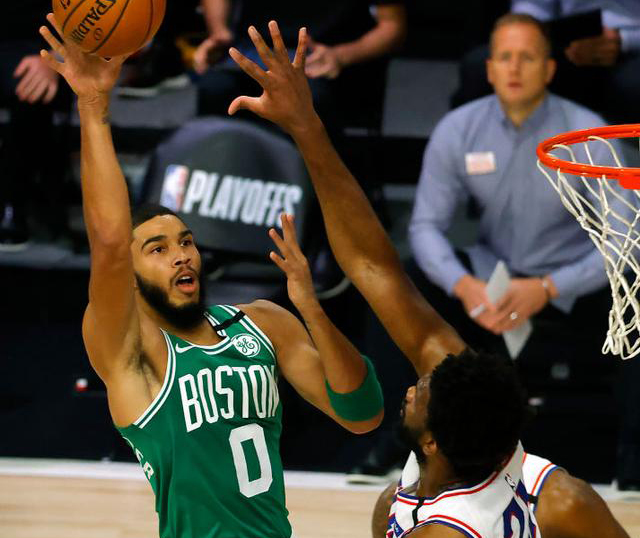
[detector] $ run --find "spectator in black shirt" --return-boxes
[0,1,71,248]
[192,0,406,134]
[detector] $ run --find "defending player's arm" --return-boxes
[228,22,465,376]
[39,16,145,384]
[372,482,396,538]
[534,471,630,538]
[244,214,383,434]
[399,526,466,538]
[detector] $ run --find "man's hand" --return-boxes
[269,214,319,314]
[38,13,128,107]
[453,274,501,332]
[491,277,549,334]
[305,39,342,79]
[14,55,59,104]
[193,28,234,74]
[565,27,621,67]
[228,21,319,135]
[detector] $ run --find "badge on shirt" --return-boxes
[465,151,497,175]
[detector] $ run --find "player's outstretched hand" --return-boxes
[269,214,319,314]
[39,13,128,105]
[228,21,320,136]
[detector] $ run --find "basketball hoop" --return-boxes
[537,124,640,360]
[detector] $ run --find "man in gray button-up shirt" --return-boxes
[410,13,640,490]
[410,13,613,334]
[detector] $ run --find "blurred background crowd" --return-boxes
[1,0,640,491]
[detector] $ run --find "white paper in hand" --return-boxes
[485,261,532,359]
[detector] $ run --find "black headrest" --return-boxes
[145,117,314,257]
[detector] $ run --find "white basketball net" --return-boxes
[538,136,640,360]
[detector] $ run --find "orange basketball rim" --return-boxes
[537,124,640,189]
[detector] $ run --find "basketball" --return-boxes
[53,0,166,58]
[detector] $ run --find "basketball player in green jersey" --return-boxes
[228,21,630,538]
[38,14,383,538]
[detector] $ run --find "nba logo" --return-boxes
[161,165,189,212]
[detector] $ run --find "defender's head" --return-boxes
[487,13,556,111]
[131,204,205,330]
[400,349,527,483]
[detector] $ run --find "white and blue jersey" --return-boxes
[521,452,560,513]
[389,443,546,538]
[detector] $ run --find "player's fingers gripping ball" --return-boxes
[53,0,166,58]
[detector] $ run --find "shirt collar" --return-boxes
[493,92,551,133]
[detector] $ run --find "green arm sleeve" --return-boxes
[325,355,384,422]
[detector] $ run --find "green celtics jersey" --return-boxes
[116,305,291,538]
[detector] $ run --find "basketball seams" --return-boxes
[60,0,165,58]
[89,0,133,55]
[61,0,91,33]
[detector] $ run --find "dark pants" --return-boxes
[452,44,640,123]
[0,41,71,237]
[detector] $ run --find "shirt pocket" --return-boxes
[464,171,503,211]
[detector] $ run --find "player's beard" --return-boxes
[397,400,427,464]
[135,272,207,331]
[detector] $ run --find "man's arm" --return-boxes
[247,299,382,434]
[305,4,406,79]
[512,0,636,61]
[193,0,234,73]
[39,16,143,383]
[408,121,503,334]
[201,0,232,36]
[398,525,467,538]
[535,470,630,538]
[372,482,396,538]
[244,214,383,434]
[291,124,465,375]
[14,54,58,104]
[227,23,464,376]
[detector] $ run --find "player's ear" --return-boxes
[485,57,494,86]
[421,432,437,458]
[545,57,556,84]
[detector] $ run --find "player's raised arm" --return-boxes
[244,214,384,434]
[39,15,139,380]
[228,22,465,375]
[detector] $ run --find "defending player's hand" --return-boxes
[269,214,319,314]
[39,13,128,105]
[228,21,319,135]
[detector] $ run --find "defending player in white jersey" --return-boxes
[385,349,537,538]
[390,443,535,538]
[227,20,630,538]
[396,449,558,523]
